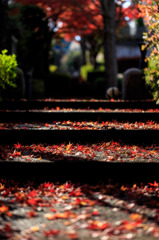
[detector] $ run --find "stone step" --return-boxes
[0,100,158,110]
[0,111,159,122]
[0,160,159,183]
[0,129,158,144]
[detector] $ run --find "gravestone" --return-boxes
[122,68,146,100]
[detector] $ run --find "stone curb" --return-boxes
[0,129,158,144]
[0,100,158,110]
[0,111,159,122]
[0,161,159,183]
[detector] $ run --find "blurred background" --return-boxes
[0,0,147,100]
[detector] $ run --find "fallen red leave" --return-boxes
[1,140,159,163]
[1,119,159,130]
[1,179,159,239]
[148,181,159,187]
[67,230,78,240]
[0,204,8,213]
[87,220,110,230]
[27,210,37,218]
[43,229,60,236]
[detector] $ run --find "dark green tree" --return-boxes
[9,4,53,97]
[0,0,9,52]
[17,5,52,78]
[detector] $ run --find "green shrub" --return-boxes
[80,64,94,80]
[49,65,58,73]
[94,76,105,83]
[87,71,105,83]
[0,49,18,89]
[80,64,105,81]
[97,65,105,71]
[144,57,159,102]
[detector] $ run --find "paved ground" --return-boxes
[1,179,159,240]
[1,141,159,163]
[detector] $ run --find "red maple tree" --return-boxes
[12,0,138,40]
[12,0,139,90]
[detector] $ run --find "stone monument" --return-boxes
[122,68,146,100]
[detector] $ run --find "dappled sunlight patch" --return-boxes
[0,141,159,162]
[0,120,158,130]
[0,141,159,163]
[1,180,159,239]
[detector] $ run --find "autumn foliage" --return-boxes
[1,179,159,239]
[138,0,159,103]
[13,0,102,41]
[12,0,139,41]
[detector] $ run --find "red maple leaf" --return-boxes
[44,229,60,237]
[14,142,21,149]
[27,210,37,218]
[148,181,159,187]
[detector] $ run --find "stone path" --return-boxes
[0,99,159,240]
[0,99,158,180]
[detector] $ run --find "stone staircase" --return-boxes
[0,99,158,183]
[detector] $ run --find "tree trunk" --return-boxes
[100,0,118,90]
[0,0,9,52]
